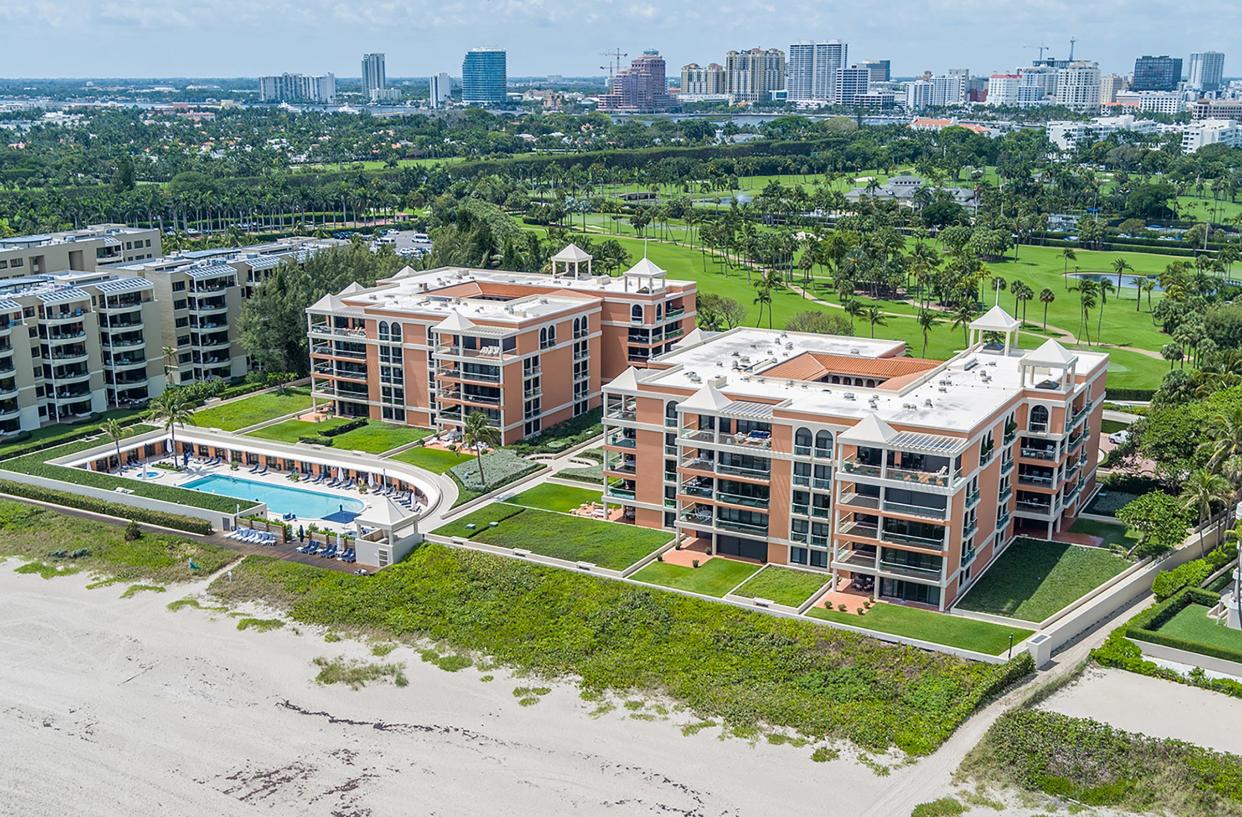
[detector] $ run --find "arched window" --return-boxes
[391,324,402,341]
[795,428,812,454]
[656,303,663,321]
[631,304,643,323]
[378,320,389,339]
[665,401,679,427]
[1030,405,1049,431]
[547,324,556,344]
[814,430,833,457]
[539,327,548,347]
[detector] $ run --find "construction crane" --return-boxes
[1068,38,1077,61]
[1024,44,1051,63]
[600,49,628,84]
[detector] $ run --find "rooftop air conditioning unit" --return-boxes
[924,399,934,407]
[785,342,794,350]
[850,348,860,355]
[844,393,856,401]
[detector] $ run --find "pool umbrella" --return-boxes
[367,472,375,489]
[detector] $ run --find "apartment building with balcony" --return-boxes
[0,225,161,279]
[601,306,1108,611]
[306,245,696,444]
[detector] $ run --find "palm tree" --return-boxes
[1181,469,1229,557]
[1011,281,1034,324]
[101,418,129,472]
[1071,280,1098,344]
[1061,247,1076,284]
[752,269,781,328]
[147,390,194,465]
[842,298,863,331]
[1111,257,1133,295]
[1200,406,1242,471]
[863,305,887,338]
[951,301,977,346]
[916,308,939,356]
[462,410,501,486]
[1139,278,1156,312]
[1039,288,1055,330]
[1095,278,1115,344]
[161,345,177,383]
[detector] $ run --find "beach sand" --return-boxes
[0,562,907,817]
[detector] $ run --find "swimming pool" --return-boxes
[183,474,366,520]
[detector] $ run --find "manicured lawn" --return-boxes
[507,482,602,513]
[632,558,761,597]
[1068,518,1139,549]
[1158,603,1242,653]
[0,407,149,461]
[432,503,669,570]
[731,566,829,607]
[390,446,474,474]
[245,416,353,443]
[192,386,313,431]
[1101,419,1130,434]
[329,422,433,454]
[955,539,1131,622]
[809,603,1033,655]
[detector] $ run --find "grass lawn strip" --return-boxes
[507,482,602,513]
[631,559,761,598]
[191,386,313,431]
[245,416,353,443]
[389,446,473,474]
[954,539,1131,622]
[0,499,232,583]
[1158,603,1242,653]
[432,503,668,570]
[329,423,433,454]
[731,566,829,607]
[0,434,243,513]
[808,603,1033,655]
[209,546,1031,755]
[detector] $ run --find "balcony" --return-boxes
[605,433,637,450]
[840,458,882,478]
[311,324,367,339]
[1016,500,1054,515]
[965,488,981,507]
[195,336,231,350]
[43,310,87,324]
[46,330,87,343]
[882,499,948,520]
[878,560,943,581]
[715,490,770,509]
[1000,457,1014,475]
[605,405,638,423]
[442,391,501,407]
[879,527,945,550]
[996,509,1011,530]
[999,483,1014,502]
[109,355,147,369]
[189,301,229,316]
[312,343,366,360]
[49,349,89,365]
[604,485,636,501]
[678,506,714,527]
[1018,473,1055,487]
[1020,446,1057,461]
[833,548,878,571]
[838,492,880,511]
[839,519,879,540]
[604,460,637,476]
[713,460,771,480]
[435,344,512,362]
[715,516,768,536]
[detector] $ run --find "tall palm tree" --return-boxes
[863,305,887,338]
[1061,247,1077,284]
[1011,281,1034,324]
[1139,278,1156,312]
[147,390,194,464]
[842,298,863,331]
[101,418,129,472]
[1181,469,1229,557]
[1200,406,1242,471]
[916,308,940,356]
[951,301,977,346]
[1095,278,1115,345]
[1039,288,1056,330]
[1111,257,1133,295]
[462,410,501,486]
[1071,280,1098,344]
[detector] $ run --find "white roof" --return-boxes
[680,382,731,412]
[434,312,477,332]
[552,243,592,263]
[624,257,666,278]
[969,305,1020,332]
[608,366,642,393]
[1023,339,1078,367]
[838,414,898,446]
[339,282,365,294]
[674,327,704,348]
[357,496,414,528]
[309,292,347,312]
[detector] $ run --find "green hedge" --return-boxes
[1104,387,1155,402]
[321,417,368,437]
[1092,624,1242,700]
[0,414,149,462]
[0,477,212,534]
[297,435,335,447]
[1127,587,1242,665]
[0,436,244,513]
[1152,560,1214,600]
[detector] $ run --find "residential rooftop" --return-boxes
[0,224,152,250]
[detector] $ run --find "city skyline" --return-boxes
[0,0,1234,78]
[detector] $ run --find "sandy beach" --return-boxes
[0,561,916,817]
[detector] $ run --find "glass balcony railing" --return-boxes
[1020,447,1057,461]
[880,528,945,549]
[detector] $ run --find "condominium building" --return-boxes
[930,71,968,107]
[834,68,871,107]
[600,307,1107,611]
[0,225,160,279]
[306,245,696,444]
[1046,115,1161,151]
[725,48,786,103]
[1181,119,1242,153]
[1132,55,1183,92]
[1099,73,1127,105]
[1115,90,1186,116]
[680,63,727,97]
[362,53,387,97]
[985,74,1021,107]
[258,73,337,104]
[786,41,847,103]
[905,79,933,111]
[598,51,675,113]
[1187,51,1226,92]
[462,48,507,106]
[1054,61,1101,111]
[1192,98,1242,120]
[429,72,452,108]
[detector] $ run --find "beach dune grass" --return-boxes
[432,503,669,570]
[631,559,761,598]
[731,566,829,607]
[954,538,1131,622]
[209,546,1029,755]
[192,386,313,431]
[808,603,1033,655]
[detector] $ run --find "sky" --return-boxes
[0,0,1234,79]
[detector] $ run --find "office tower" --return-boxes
[1131,55,1183,91]
[598,51,675,112]
[461,47,507,106]
[834,68,871,106]
[787,41,846,103]
[429,72,452,107]
[680,63,727,96]
[1187,51,1226,92]
[725,48,786,103]
[362,53,386,97]
[601,307,1109,611]
[1054,61,1101,111]
[1191,98,1242,119]
[1099,73,1126,104]
[986,74,1021,107]
[906,79,932,111]
[858,59,891,84]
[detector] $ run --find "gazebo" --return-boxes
[551,244,593,278]
[353,496,421,567]
[1019,339,1079,389]
[968,305,1021,353]
[622,256,667,293]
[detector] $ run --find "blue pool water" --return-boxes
[183,474,365,521]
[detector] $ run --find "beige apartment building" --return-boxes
[307,245,697,444]
[601,307,1108,611]
[0,225,161,278]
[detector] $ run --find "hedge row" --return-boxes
[1151,544,1237,600]
[1127,587,1242,665]
[320,417,368,437]
[1103,387,1156,402]
[0,477,212,534]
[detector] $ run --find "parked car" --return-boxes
[1108,429,1130,445]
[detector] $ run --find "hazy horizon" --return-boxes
[0,0,1233,79]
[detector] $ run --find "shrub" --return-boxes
[911,798,966,817]
[297,435,334,447]
[0,478,212,534]
[506,408,603,455]
[123,519,142,541]
[1092,625,1242,700]
[1152,559,1213,600]
[449,449,542,493]
[321,417,368,437]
